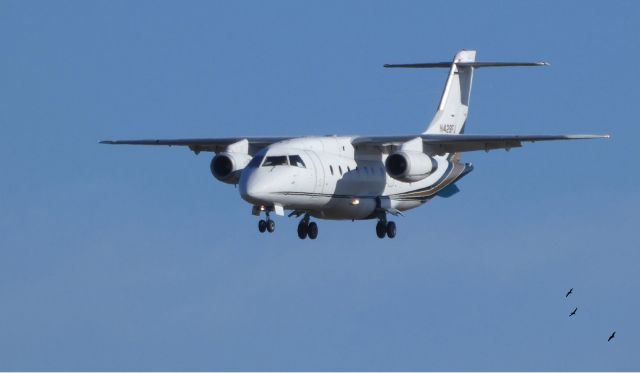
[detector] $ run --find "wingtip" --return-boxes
[581,134,611,139]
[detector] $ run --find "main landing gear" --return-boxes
[297,213,318,240]
[375,215,396,239]
[258,212,275,234]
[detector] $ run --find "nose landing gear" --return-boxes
[258,211,275,234]
[297,213,318,240]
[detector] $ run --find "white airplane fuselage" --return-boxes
[239,136,471,220]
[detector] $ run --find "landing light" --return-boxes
[350,198,360,206]
[259,205,266,211]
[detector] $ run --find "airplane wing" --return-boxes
[352,134,610,155]
[99,137,290,153]
[101,133,609,155]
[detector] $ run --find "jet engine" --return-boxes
[385,150,438,182]
[210,152,253,184]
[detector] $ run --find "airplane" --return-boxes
[101,50,609,240]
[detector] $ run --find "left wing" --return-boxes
[100,137,290,154]
[352,134,610,155]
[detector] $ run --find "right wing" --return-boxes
[99,137,290,154]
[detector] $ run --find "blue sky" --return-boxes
[1,0,638,370]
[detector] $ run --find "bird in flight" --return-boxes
[565,288,573,297]
[608,331,616,342]
[569,307,577,317]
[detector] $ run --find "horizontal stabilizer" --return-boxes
[384,61,549,68]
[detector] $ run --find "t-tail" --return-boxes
[385,50,549,135]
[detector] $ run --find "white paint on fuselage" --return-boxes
[239,136,451,220]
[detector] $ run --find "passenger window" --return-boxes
[262,156,288,167]
[247,155,264,168]
[329,165,334,175]
[289,155,306,168]
[339,166,343,175]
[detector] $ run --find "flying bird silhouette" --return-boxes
[569,307,577,317]
[565,288,573,297]
[608,331,616,342]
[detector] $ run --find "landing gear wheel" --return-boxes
[297,220,308,239]
[258,219,267,233]
[376,221,386,239]
[386,221,396,239]
[307,222,318,240]
[266,219,276,233]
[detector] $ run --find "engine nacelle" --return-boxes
[385,151,437,182]
[210,152,253,184]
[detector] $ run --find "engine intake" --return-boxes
[210,152,252,184]
[385,151,437,182]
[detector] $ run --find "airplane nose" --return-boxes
[239,168,273,204]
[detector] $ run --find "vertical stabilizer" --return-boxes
[424,50,476,134]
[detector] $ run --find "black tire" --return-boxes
[386,221,396,238]
[376,221,386,238]
[258,219,267,233]
[297,221,308,239]
[307,222,318,239]
[267,219,275,233]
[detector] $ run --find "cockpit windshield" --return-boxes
[257,154,307,168]
[262,155,288,167]
[289,155,306,168]
[247,155,264,168]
